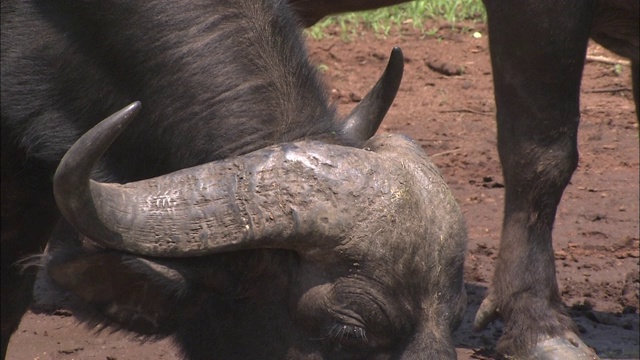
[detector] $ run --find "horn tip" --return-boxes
[389,47,404,69]
[121,101,143,124]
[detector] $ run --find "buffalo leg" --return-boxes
[477,1,600,358]
[633,60,639,122]
[288,0,408,27]
[1,147,58,359]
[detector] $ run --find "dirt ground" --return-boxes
[7,23,639,360]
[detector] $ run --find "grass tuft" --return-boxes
[306,0,486,39]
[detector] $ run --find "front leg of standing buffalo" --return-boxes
[477,1,599,359]
[633,61,639,120]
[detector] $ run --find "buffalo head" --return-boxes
[46,59,467,360]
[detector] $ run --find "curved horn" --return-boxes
[339,47,404,142]
[54,101,142,246]
[54,104,415,257]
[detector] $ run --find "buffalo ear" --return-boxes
[47,251,201,335]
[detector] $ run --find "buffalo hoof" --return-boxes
[473,294,497,330]
[473,298,599,360]
[504,332,599,360]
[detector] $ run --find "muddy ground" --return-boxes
[7,23,639,360]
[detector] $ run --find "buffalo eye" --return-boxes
[329,323,367,343]
[326,322,382,354]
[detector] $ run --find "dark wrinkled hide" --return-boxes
[2,1,339,356]
[291,0,639,358]
[1,0,337,357]
[2,0,467,359]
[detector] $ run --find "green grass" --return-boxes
[306,0,486,39]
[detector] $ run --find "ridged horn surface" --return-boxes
[54,103,431,257]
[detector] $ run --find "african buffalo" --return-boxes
[1,0,468,359]
[289,0,639,359]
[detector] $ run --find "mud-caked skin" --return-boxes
[2,0,467,358]
[289,0,638,359]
